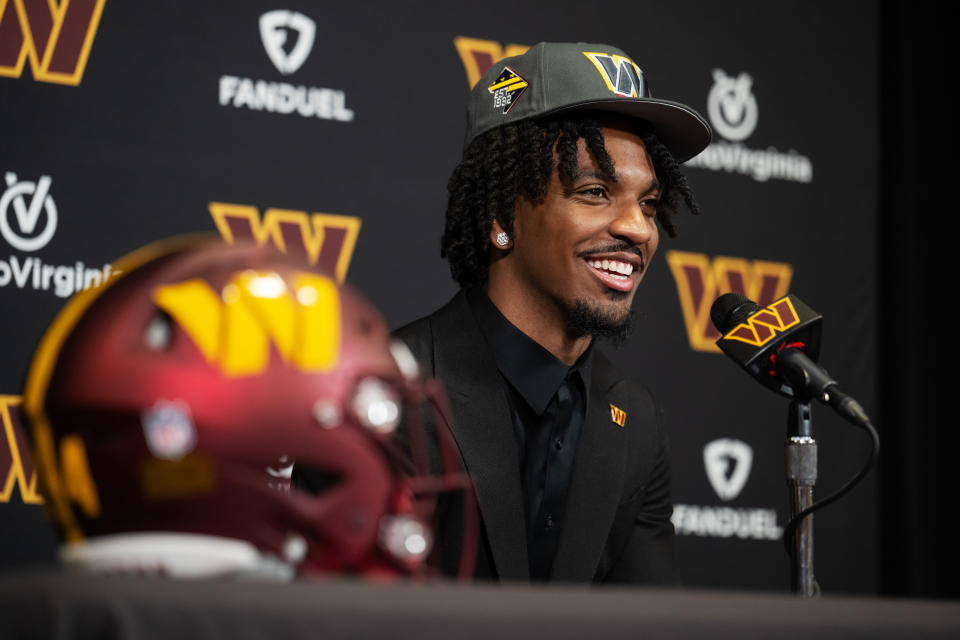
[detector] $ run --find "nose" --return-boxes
[608,201,656,247]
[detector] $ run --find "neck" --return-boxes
[484,282,592,366]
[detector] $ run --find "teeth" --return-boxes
[588,259,634,276]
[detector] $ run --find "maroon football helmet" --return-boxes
[23,236,475,579]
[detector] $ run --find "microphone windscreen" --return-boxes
[710,293,761,334]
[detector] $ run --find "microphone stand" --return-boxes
[786,399,818,597]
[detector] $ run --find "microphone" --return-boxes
[710,293,870,427]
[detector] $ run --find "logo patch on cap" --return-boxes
[583,52,646,98]
[487,66,528,113]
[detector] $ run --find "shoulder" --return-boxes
[592,349,658,414]
[392,290,471,376]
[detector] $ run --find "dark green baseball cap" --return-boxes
[464,41,711,163]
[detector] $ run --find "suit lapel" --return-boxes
[550,355,629,581]
[431,293,530,580]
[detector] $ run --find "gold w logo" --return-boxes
[666,250,794,353]
[723,297,800,347]
[453,36,528,88]
[154,271,341,378]
[582,52,644,97]
[1,395,43,504]
[609,404,626,428]
[209,202,361,284]
[0,0,106,86]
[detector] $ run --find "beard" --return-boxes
[565,292,633,346]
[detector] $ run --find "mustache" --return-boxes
[577,243,646,271]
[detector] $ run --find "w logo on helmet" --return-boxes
[582,52,646,98]
[154,271,342,377]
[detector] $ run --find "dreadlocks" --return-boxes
[440,115,700,289]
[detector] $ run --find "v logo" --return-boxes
[4,172,51,234]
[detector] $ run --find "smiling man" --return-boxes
[395,42,710,584]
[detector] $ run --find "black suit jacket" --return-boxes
[394,291,678,584]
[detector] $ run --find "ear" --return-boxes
[490,217,512,250]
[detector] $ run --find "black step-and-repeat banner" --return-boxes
[1,1,877,593]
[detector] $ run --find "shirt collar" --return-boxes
[467,287,593,415]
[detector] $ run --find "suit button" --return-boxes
[554,437,563,451]
[544,513,554,530]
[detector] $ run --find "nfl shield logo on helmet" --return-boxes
[487,66,528,114]
[142,399,198,460]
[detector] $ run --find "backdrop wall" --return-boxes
[1,0,879,594]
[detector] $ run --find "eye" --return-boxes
[639,197,661,214]
[578,186,608,199]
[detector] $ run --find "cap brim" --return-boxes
[548,98,712,164]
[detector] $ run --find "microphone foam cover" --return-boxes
[710,293,761,334]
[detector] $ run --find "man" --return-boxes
[395,42,710,584]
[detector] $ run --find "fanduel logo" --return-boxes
[672,505,782,540]
[259,10,315,75]
[672,437,782,541]
[703,438,752,500]
[685,68,813,183]
[0,171,114,298]
[218,11,353,122]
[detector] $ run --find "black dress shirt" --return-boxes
[467,287,592,581]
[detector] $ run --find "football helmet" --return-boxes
[23,235,475,580]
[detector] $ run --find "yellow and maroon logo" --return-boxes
[209,202,361,284]
[453,36,528,88]
[722,296,800,347]
[667,250,793,353]
[609,404,626,428]
[0,0,106,86]
[1,395,43,504]
[154,270,342,378]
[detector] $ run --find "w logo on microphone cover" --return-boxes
[722,297,800,347]
[667,250,793,353]
[0,0,106,86]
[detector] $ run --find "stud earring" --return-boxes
[495,232,510,247]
